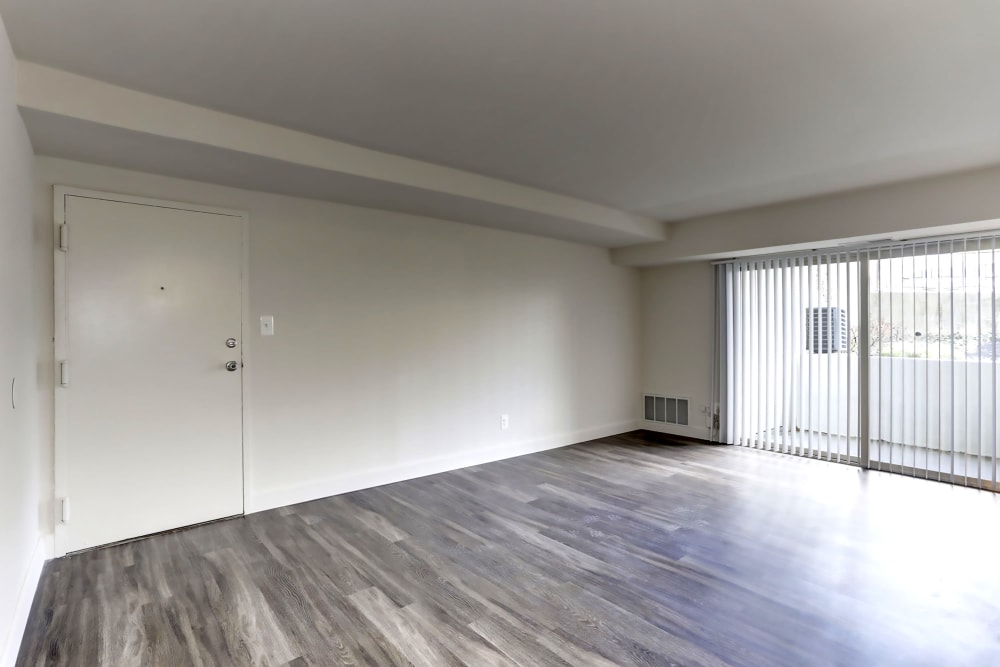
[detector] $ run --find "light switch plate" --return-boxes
[260,315,274,336]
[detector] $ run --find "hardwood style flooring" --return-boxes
[17,431,1000,666]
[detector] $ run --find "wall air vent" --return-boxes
[807,307,848,353]
[643,394,689,426]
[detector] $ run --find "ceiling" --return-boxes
[4,0,1000,222]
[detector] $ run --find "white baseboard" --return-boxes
[638,420,713,442]
[2,535,49,667]
[247,420,638,514]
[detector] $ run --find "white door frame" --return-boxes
[52,186,252,557]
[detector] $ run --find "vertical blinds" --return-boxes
[715,235,1000,490]
[868,237,998,488]
[715,252,861,461]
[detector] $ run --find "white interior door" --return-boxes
[58,193,245,553]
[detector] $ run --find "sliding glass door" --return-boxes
[868,238,998,488]
[716,235,999,490]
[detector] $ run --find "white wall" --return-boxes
[639,261,715,440]
[33,157,640,516]
[0,14,45,667]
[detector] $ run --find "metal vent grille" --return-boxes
[806,306,848,353]
[643,395,689,426]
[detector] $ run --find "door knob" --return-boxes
[226,338,238,348]
[226,361,239,371]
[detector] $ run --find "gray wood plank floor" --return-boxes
[17,431,1000,666]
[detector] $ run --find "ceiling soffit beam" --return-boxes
[612,163,1000,267]
[16,61,665,244]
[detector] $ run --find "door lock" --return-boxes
[225,361,239,372]
[226,338,238,348]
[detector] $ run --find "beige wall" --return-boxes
[640,261,715,440]
[34,157,641,517]
[0,14,44,664]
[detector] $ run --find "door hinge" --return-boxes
[61,497,71,523]
[60,361,70,387]
[58,224,69,251]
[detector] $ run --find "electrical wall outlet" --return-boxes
[500,414,509,430]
